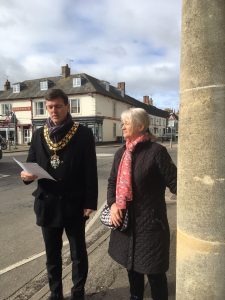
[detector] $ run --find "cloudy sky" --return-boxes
[0,0,182,110]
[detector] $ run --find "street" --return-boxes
[0,143,177,300]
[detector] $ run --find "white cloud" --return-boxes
[0,0,182,110]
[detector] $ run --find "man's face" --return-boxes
[46,98,69,125]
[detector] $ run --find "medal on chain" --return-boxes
[44,122,79,169]
[50,152,61,169]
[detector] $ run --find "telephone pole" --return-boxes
[177,1,225,299]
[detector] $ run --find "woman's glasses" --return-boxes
[120,122,131,128]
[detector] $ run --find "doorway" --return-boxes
[23,128,31,144]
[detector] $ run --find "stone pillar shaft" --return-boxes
[177,1,225,299]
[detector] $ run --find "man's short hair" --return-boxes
[45,89,69,105]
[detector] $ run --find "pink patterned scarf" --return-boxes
[116,134,150,209]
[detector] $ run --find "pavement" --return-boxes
[8,197,176,300]
[2,141,177,154]
[2,144,121,154]
[26,200,176,300]
[2,144,30,154]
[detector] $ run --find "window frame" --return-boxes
[40,80,48,91]
[113,123,116,138]
[35,101,46,116]
[13,84,20,93]
[1,103,12,115]
[73,77,81,87]
[113,102,116,118]
[70,98,80,114]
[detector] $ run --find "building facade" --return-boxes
[0,65,169,144]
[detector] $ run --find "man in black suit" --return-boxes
[21,89,98,300]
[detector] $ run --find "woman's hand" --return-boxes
[110,203,123,227]
[21,170,38,182]
[83,208,93,217]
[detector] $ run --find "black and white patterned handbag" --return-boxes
[100,203,129,232]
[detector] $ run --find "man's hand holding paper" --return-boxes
[14,158,56,181]
[21,170,38,182]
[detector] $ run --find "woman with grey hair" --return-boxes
[107,108,177,300]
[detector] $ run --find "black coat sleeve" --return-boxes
[26,130,38,163]
[107,156,117,207]
[83,129,98,210]
[23,130,38,185]
[107,148,124,207]
[155,146,177,194]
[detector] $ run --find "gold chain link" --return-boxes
[44,122,79,151]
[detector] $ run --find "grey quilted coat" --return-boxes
[107,141,177,274]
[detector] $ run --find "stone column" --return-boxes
[176,1,225,299]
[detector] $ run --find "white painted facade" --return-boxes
[95,94,130,141]
[0,94,168,144]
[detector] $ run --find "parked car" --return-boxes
[0,145,2,160]
[160,133,176,142]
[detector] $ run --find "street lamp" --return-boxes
[170,126,173,149]
[168,118,175,149]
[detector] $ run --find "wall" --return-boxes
[96,94,130,141]
[70,95,96,116]
[13,100,32,125]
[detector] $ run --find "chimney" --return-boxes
[61,64,70,78]
[149,97,153,105]
[4,79,11,91]
[117,82,125,97]
[143,95,150,105]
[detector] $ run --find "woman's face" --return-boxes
[121,119,144,141]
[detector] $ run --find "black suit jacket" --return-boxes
[27,124,98,227]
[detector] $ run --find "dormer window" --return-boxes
[105,82,109,91]
[102,81,109,91]
[73,77,81,87]
[13,83,20,93]
[40,80,48,91]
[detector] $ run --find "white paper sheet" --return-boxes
[14,158,56,181]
